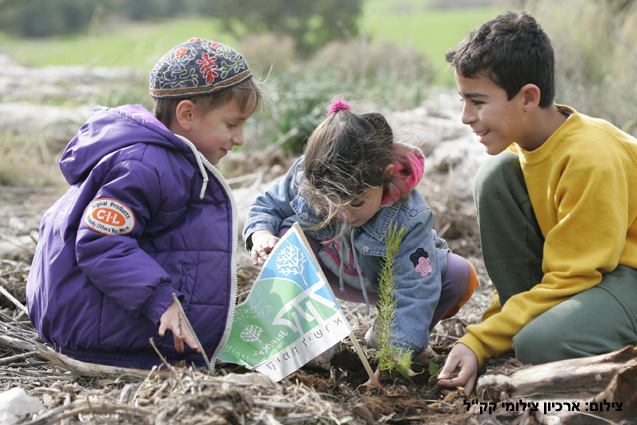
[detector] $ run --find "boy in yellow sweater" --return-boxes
[438,10,637,394]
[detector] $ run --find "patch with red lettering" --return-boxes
[84,198,135,235]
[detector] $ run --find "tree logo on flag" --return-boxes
[276,245,305,276]
[240,325,263,343]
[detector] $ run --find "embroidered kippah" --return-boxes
[149,37,253,98]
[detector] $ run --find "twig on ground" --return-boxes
[0,350,38,365]
[0,276,29,315]
[148,338,184,391]
[22,399,152,425]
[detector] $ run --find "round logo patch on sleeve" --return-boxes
[84,198,136,235]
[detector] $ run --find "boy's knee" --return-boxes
[513,321,568,364]
[513,324,549,364]
[513,320,585,365]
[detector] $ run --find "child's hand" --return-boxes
[437,343,478,394]
[158,301,201,354]
[250,230,280,265]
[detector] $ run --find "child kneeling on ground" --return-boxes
[244,98,479,365]
[27,38,262,369]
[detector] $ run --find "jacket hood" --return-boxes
[60,105,187,185]
[381,144,425,205]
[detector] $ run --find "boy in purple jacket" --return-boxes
[26,38,262,369]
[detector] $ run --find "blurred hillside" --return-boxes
[0,0,635,187]
[0,0,513,82]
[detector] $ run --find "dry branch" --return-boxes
[0,350,38,365]
[473,346,637,423]
[22,399,152,425]
[34,347,169,379]
[0,334,43,354]
[477,345,637,401]
[0,277,29,315]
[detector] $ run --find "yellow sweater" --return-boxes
[460,106,637,367]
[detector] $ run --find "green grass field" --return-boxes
[361,1,510,82]
[0,18,231,70]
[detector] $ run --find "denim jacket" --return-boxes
[243,156,449,356]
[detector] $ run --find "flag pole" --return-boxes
[292,223,380,386]
[171,293,213,373]
[348,331,379,386]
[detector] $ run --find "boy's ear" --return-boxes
[520,83,541,111]
[174,100,197,131]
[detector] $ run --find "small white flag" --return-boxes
[218,223,352,381]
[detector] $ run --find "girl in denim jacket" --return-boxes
[243,99,478,359]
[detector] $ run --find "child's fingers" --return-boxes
[439,370,476,394]
[251,242,277,265]
[437,357,459,383]
[178,337,199,353]
[181,328,201,353]
[464,374,477,395]
[173,333,184,353]
[171,324,201,353]
[251,246,268,265]
[251,247,261,265]
[438,361,467,389]
[437,344,478,394]
[363,369,381,386]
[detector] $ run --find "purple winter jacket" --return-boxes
[26,104,237,369]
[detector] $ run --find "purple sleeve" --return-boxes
[75,160,181,324]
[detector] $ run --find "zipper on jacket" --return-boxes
[198,156,239,372]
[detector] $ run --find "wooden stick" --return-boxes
[0,334,43,353]
[147,337,183,390]
[292,223,379,386]
[35,345,164,379]
[0,350,38,365]
[0,278,29,315]
[171,293,213,373]
[349,331,379,386]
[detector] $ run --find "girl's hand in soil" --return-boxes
[437,343,478,394]
[159,301,201,353]
[250,230,280,265]
[364,369,382,386]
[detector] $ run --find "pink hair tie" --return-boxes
[326,98,351,116]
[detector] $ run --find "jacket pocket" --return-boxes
[179,264,198,312]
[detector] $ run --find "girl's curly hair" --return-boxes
[301,104,413,229]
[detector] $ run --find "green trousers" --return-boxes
[474,152,637,364]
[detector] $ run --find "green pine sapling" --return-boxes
[375,222,413,379]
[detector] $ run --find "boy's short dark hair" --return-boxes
[153,78,261,128]
[446,10,556,108]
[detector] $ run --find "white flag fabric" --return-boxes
[217,223,352,381]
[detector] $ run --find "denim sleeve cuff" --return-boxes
[141,281,182,325]
[243,220,281,251]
